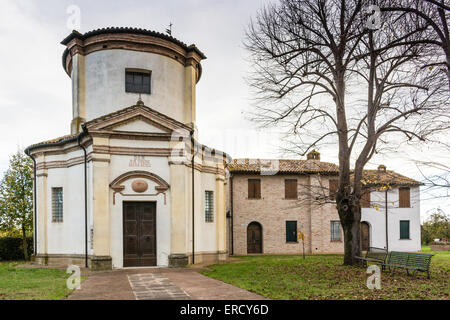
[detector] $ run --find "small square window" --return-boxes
[125,70,151,94]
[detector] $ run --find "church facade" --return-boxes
[25,28,228,270]
[25,28,423,270]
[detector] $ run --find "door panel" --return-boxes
[123,202,157,267]
[361,222,370,251]
[247,222,262,254]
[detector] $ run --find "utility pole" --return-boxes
[385,188,389,252]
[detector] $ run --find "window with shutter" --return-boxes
[329,179,338,200]
[125,70,151,94]
[400,220,410,239]
[286,221,297,242]
[285,179,298,199]
[360,190,371,208]
[248,179,261,199]
[399,187,410,208]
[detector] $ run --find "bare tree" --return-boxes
[381,0,450,90]
[245,0,449,265]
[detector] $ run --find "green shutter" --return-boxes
[286,221,297,242]
[400,220,410,239]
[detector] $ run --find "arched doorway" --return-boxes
[361,222,370,251]
[247,222,262,254]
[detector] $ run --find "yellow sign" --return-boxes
[298,231,304,241]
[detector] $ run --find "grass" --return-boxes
[0,261,79,300]
[200,247,450,300]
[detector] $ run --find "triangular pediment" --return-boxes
[84,104,192,135]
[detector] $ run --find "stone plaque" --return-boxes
[131,179,149,193]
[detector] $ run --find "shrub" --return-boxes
[0,237,33,261]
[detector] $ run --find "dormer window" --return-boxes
[125,69,151,94]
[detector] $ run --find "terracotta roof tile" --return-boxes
[26,134,79,151]
[227,158,339,174]
[228,159,422,186]
[358,170,423,187]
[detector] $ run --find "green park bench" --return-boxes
[377,251,434,279]
[355,247,388,268]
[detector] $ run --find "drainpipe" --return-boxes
[25,150,37,257]
[77,130,88,268]
[190,130,199,264]
[385,188,389,252]
[230,173,234,256]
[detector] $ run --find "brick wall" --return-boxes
[231,173,344,255]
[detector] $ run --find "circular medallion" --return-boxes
[131,179,148,193]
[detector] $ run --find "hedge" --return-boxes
[0,237,33,261]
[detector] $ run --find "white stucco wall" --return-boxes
[44,149,87,255]
[109,152,171,268]
[361,187,421,252]
[83,50,185,122]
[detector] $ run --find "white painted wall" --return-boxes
[109,153,171,268]
[361,187,421,252]
[44,149,87,255]
[83,50,185,122]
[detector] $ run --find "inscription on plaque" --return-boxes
[129,156,151,167]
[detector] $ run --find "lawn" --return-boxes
[200,248,450,300]
[0,261,77,300]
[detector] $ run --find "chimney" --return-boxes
[378,164,386,172]
[307,150,320,161]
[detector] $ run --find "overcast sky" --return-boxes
[0,0,448,220]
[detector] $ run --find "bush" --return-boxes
[0,237,33,261]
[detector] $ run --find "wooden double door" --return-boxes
[123,202,157,267]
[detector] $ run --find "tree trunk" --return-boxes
[337,195,361,265]
[21,225,29,261]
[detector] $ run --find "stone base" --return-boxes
[168,254,188,267]
[187,251,228,265]
[34,254,112,270]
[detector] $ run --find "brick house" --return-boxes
[227,151,422,255]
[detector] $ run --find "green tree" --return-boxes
[422,209,450,244]
[0,150,33,260]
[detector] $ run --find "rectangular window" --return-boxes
[399,187,410,208]
[125,70,151,94]
[52,187,63,223]
[360,190,371,208]
[330,221,341,241]
[285,179,298,199]
[329,179,338,200]
[400,220,410,239]
[205,191,214,222]
[248,179,261,199]
[286,221,297,242]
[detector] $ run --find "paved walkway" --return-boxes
[67,267,266,300]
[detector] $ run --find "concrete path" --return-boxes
[67,268,266,300]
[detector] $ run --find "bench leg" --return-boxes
[391,268,395,277]
[427,271,431,280]
[412,270,417,279]
[406,269,410,276]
